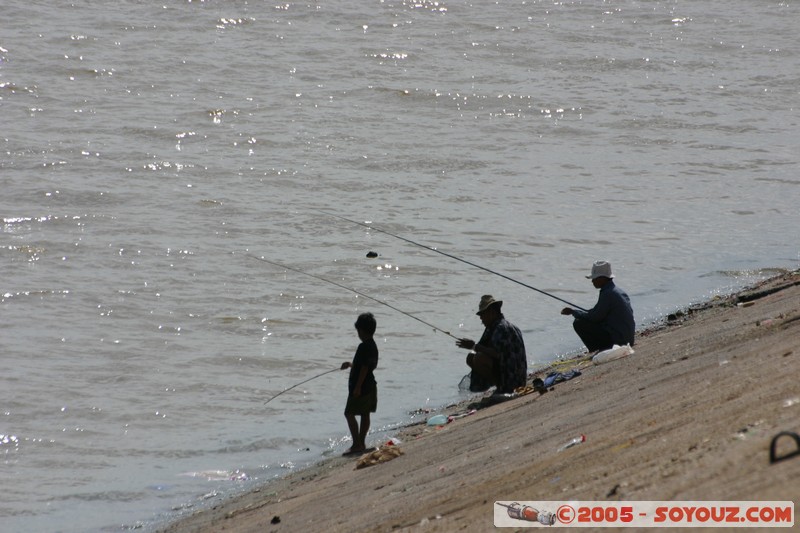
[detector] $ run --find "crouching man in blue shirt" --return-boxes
[456,295,527,394]
[561,260,635,352]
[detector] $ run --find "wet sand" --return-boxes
[157,270,800,532]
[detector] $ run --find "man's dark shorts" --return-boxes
[344,388,377,416]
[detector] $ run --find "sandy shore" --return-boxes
[157,271,800,532]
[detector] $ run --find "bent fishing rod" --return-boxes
[247,254,459,340]
[314,209,588,312]
[263,367,341,405]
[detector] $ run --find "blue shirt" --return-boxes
[572,280,635,346]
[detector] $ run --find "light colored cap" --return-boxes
[476,294,503,315]
[586,260,614,280]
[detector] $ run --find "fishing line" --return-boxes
[314,209,588,312]
[247,254,459,340]
[264,367,341,405]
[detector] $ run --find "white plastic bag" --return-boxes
[592,344,634,365]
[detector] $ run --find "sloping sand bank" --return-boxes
[158,271,800,532]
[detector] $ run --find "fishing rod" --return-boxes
[264,367,341,405]
[248,254,459,340]
[313,209,588,312]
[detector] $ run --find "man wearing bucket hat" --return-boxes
[456,295,527,393]
[561,260,635,352]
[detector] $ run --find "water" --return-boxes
[1,1,798,531]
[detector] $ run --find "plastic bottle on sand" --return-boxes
[426,414,449,426]
[557,434,586,452]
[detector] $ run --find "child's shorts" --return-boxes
[344,388,377,416]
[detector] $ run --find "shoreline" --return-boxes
[157,270,800,532]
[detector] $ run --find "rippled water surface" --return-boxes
[1,1,798,531]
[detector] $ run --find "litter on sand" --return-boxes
[542,370,582,388]
[356,445,404,469]
[592,344,634,364]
